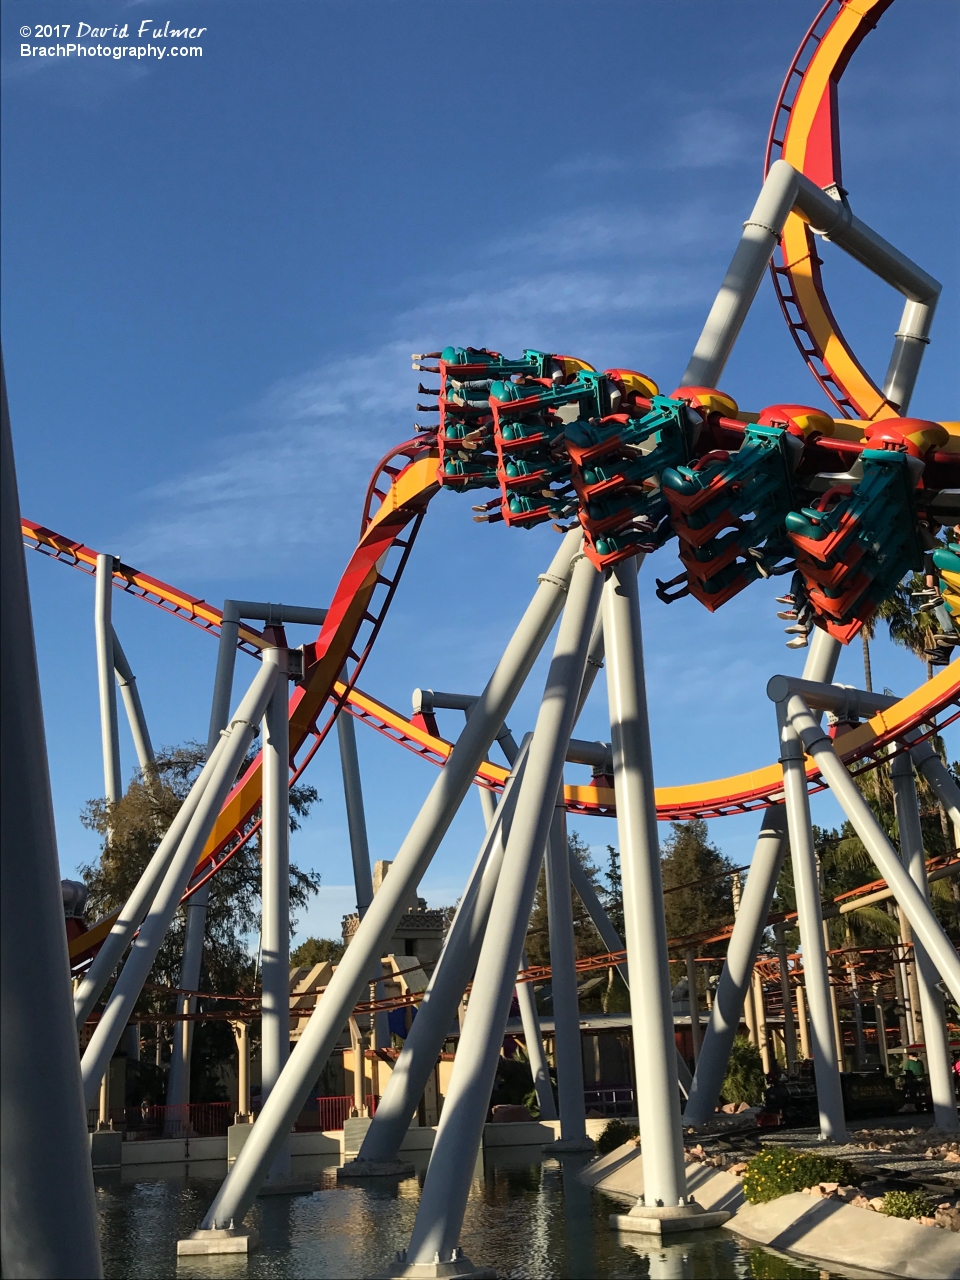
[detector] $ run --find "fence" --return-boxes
[583,1086,635,1118]
[316,1094,379,1131]
[88,1102,234,1138]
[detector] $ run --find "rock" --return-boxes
[944,1151,960,1164]
[851,1196,870,1208]
[821,1182,839,1194]
[728,1162,747,1177]
[919,1216,937,1227]
[934,1207,960,1232]
[868,1197,885,1211]
[735,1102,752,1113]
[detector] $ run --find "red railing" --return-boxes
[316,1095,379,1131]
[93,1102,234,1138]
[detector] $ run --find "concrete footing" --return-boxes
[338,1158,416,1179]
[256,1178,316,1197]
[611,1203,732,1235]
[382,1248,496,1278]
[90,1129,123,1169]
[541,1137,595,1155]
[176,1227,260,1256]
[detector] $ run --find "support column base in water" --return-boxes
[177,1227,260,1255]
[339,1158,416,1178]
[383,1249,496,1279]
[610,1204,732,1235]
[541,1136,596,1155]
[256,1177,315,1196]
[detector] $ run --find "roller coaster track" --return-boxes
[764,0,901,420]
[23,447,959,968]
[24,0,958,971]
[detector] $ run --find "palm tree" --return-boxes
[875,572,939,681]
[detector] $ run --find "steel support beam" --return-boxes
[261,648,293,1176]
[402,553,602,1269]
[95,552,122,808]
[543,798,588,1146]
[681,159,940,403]
[111,629,156,783]
[785,694,960,1005]
[888,754,957,1131]
[776,699,846,1141]
[352,742,533,1167]
[602,558,686,1206]
[684,628,840,1125]
[1,359,103,1280]
[193,530,583,1234]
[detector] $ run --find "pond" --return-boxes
[95,1151,862,1278]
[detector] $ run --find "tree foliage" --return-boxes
[291,936,345,968]
[80,741,321,1006]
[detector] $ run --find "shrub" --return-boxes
[742,1146,856,1204]
[881,1189,933,1220]
[596,1118,639,1155]
[720,1035,766,1107]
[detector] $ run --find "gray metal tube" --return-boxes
[111,629,156,779]
[883,299,934,415]
[1,360,103,1279]
[95,553,122,807]
[889,753,956,1131]
[261,650,292,1177]
[73,732,228,1028]
[787,696,960,1004]
[198,530,583,1230]
[207,601,240,754]
[602,558,686,1206]
[405,552,602,1266]
[517,948,557,1121]
[80,659,280,1108]
[356,742,533,1163]
[682,159,939,391]
[226,600,327,626]
[681,161,802,388]
[774,923,798,1073]
[338,712,374,915]
[910,739,960,830]
[543,799,587,1141]
[167,612,242,1114]
[776,701,846,1141]
[686,948,701,1064]
[684,628,840,1124]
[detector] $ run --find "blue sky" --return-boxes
[3,0,957,946]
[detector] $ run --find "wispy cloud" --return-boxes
[123,198,728,579]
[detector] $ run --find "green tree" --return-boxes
[660,820,736,943]
[291,936,345,968]
[80,741,322,1087]
[524,830,606,967]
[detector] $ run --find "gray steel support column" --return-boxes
[354,742,533,1165]
[404,552,601,1268]
[787,696,960,1005]
[910,739,960,831]
[261,649,293,1176]
[686,948,701,1064]
[81,660,280,1108]
[517,949,557,1122]
[890,754,958,1131]
[681,159,940,392]
[873,986,889,1073]
[166,628,236,1114]
[1,359,103,1279]
[602,558,685,1207]
[543,798,588,1143]
[95,552,122,808]
[776,700,846,1141]
[208,601,240,754]
[111,629,156,782]
[337,708,389,1055]
[774,924,798,1073]
[196,530,583,1232]
[338,711,374,915]
[883,298,934,415]
[683,628,840,1124]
